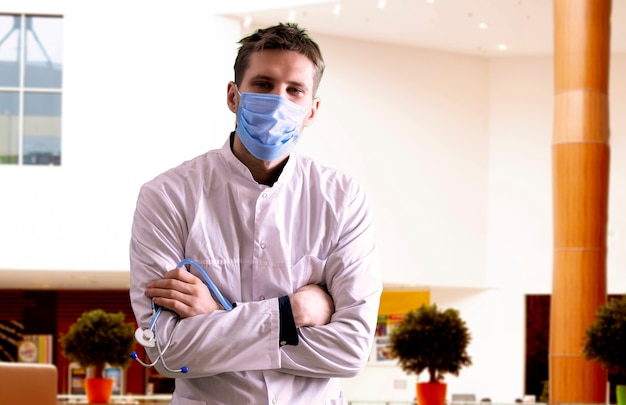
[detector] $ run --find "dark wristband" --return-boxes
[278,295,299,347]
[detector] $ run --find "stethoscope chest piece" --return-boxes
[135,327,156,348]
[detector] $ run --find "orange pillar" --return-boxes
[549,0,611,404]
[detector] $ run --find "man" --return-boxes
[129,23,382,404]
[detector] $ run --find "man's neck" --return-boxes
[230,132,288,186]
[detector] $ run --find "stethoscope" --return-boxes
[130,259,233,374]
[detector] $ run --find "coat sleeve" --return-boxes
[277,182,383,378]
[129,173,382,379]
[129,181,283,378]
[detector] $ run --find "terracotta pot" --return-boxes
[85,377,114,404]
[417,382,447,405]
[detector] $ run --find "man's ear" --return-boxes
[303,97,320,127]
[227,81,238,113]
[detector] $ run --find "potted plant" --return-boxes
[60,309,136,404]
[583,296,626,405]
[389,303,472,405]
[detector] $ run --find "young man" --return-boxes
[129,23,382,404]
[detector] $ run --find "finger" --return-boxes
[146,284,186,304]
[150,267,206,290]
[146,278,194,296]
[152,295,193,316]
[163,267,199,283]
[153,292,221,318]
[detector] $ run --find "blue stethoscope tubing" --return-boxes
[178,259,233,311]
[130,259,233,373]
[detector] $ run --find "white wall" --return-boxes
[485,54,626,295]
[606,54,626,292]
[300,36,491,289]
[1,1,626,403]
[485,56,555,292]
[0,2,238,271]
[335,49,626,403]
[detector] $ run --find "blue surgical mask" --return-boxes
[236,91,308,161]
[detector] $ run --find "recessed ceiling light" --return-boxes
[287,10,296,21]
[498,44,508,51]
[377,0,386,10]
[479,22,488,29]
[332,3,342,15]
[242,15,252,29]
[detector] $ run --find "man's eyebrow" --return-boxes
[249,74,274,82]
[248,74,309,90]
[288,80,309,90]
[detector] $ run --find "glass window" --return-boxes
[0,14,62,166]
[0,91,19,164]
[25,16,63,89]
[23,92,61,165]
[0,15,20,87]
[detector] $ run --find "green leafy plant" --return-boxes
[583,296,626,378]
[60,309,136,378]
[389,303,472,383]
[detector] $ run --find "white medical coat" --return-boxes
[129,137,382,404]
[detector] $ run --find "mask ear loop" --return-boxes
[232,83,242,106]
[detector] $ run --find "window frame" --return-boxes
[0,13,63,166]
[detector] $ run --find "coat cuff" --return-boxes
[278,295,299,347]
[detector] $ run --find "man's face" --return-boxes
[228,49,319,129]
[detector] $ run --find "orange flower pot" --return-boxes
[85,377,114,404]
[417,382,447,405]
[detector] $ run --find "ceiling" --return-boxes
[4,0,624,292]
[215,0,626,57]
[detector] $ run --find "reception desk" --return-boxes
[56,396,417,405]
[56,394,172,404]
[56,395,420,405]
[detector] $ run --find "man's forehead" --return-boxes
[245,50,314,79]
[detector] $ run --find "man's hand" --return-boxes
[289,284,335,328]
[145,267,221,318]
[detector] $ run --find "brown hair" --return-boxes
[234,23,325,94]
